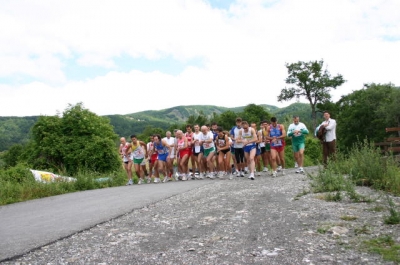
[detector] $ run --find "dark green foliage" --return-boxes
[238,104,272,124]
[336,83,400,152]
[1,144,24,168]
[26,103,121,175]
[0,116,39,151]
[0,163,35,184]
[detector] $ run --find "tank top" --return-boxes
[131,142,145,159]
[217,134,227,147]
[154,141,168,154]
[269,124,283,147]
[185,132,193,147]
[242,128,255,146]
[177,137,188,151]
[121,143,130,156]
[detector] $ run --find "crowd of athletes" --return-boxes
[118,111,340,186]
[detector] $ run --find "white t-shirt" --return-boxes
[192,131,202,153]
[231,126,244,148]
[163,136,175,157]
[199,131,215,149]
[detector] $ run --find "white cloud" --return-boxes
[0,0,399,116]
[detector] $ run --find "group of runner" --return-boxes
[119,116,310,185]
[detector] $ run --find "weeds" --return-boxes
[340,215,358,221]
[294,188,310,200]
[354,225,371,235]
[366,206,385,212]
[0,166,128,205]
[363,236,400,263]
[384,194,400,225]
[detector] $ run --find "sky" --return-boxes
[0,0,399,117]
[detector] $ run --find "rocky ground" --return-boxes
[4,167,400,265]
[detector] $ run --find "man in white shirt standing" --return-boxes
[320,111,337,166]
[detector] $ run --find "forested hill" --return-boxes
[0,103,313,151]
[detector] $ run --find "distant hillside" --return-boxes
[272,102,322,128]
[0,103,311,151]
[0,116,39,152]
[107,104,280,138]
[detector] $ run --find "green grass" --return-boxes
[0,166,127,205]
[363,236,400,263]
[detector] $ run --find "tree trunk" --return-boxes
[311,105,317,132]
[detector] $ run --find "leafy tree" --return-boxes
[336,83,399,151]
[239,104,272,124]
[216,110,237,131]
[376,84,400,134]
[278,60,345,130]
[26,103,121,175]
[0,144,24,168]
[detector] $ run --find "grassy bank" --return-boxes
[0,164,127,205]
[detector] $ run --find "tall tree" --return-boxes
[278,60,345,130]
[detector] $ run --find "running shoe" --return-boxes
[248,173,255,180]
[208,173,215,179]
[154,178,161,183]
[272,171,277,178]
[296,168,304,174]
[257,171,261,176]
[229,174,233,180]
[182,175,187,181]
[240,172,245,177]
[199,173,204,179]
[263,167,268,172]
[138,179,143,185]
[277,166,282,172]
[146,177,152,184]
[295,162,298,168]
[281,169,285,176]
[163,177,171,183]
[126,179,133,186]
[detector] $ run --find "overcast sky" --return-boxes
[1,0,399,117]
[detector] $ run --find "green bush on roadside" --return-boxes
[0,164,128,205]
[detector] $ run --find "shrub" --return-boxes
[0,163,35,184]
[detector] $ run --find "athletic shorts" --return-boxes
[123,155,130,163]
[265,143,271,151]
[193,146,204,156]
[157,153,168,162]
[150,154,158,164]
[133,157,144,164]
[204,147,215,157]
[219,148,229,155]
[140,158,147,166]
[292,142,305,153]
[230,146,235,154]
[256,147,261,156]
[179,149,191,158]
[244,144,256,153]
[260,146,266,154]
[271,146,284,152]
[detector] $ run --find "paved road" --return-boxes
[0,180,212,262]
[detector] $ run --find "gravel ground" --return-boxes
[3,167,400,265]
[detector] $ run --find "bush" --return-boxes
[0,164,128,205]
[0,163,35,184]
[346,139,400,195]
